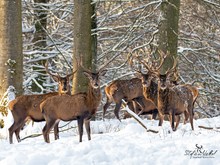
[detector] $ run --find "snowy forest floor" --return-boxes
[0,112,220,165]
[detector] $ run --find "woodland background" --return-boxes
[0,0,219,127]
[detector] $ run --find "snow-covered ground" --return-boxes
[0,111,220,165]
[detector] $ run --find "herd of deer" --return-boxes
[7,52,198,144]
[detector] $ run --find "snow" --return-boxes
[0,110,220,165]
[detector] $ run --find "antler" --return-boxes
[129,52,143,73]
[45,58,78,78]
[153,50,166,71]
[129,49,155,73]
[133,48,164,73]
[79,55,92,74]
[166,56,177,75]
[66,55,78,77]
[138,49,155,73]
[45,61,59,77]
[79,54,109,74]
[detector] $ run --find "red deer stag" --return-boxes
[154,58,195,131]
[103,74,160,120]
[137,54,165,108]
[103,51,165,121]
[8,62,77,144]
[40,61,107,143]
[128,52,167,118]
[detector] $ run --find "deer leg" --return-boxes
[14,129,21,143]
[42,124,49,143]
[84,119,91,141]
[127,101,135,113]
[8,123,16,144]
[14,126,23,143]
[183,110,189,124]
[152,109,158,120]
[43,119,56,143]
[8,118,25,144]
[189,111,194,131]
[122,101,134,119]
[103,98,112,120]
[133,97,145,115]
[171,111,176,131]
[175,115,180,130]
[168,113,172,127]
[158,113,164,126]
[77,117,84,142]
[54,121,60,140]
[114,101,122,121]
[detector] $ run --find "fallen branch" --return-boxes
[21,133,42,141]
[122,100,158,134]
[21,125,77,141]
[198,125,213,130]
[198,125,220,130]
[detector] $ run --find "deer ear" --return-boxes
[83,71,92,79]
[135,71,142,77]
[99,70,107,77]
[66,73,74,80]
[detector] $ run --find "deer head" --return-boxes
[45,61,78,94]
[79,56,107,89]
[83,70,107,89]
[131,49,165,88]
[155,56,177,90]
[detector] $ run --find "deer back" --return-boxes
[184,84,199,102]
[105,78,143,102]
[167,85,194,114]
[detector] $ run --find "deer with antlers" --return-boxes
[153,56,195,131]
[40,58,107,143]
[8,61,77,144]
[103,71,160,120]
[103,50,164,121]
[125,51,167,118]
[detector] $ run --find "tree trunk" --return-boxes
[72,0,97,94]
[158,0,180,74]
[0,0,23,97]
[31,0,48,93]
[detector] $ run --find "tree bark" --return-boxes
[158,0,180,74]
[31,0,48,93]
[0,0,23,97]
[72,0,97,94]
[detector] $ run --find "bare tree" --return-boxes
[157,0,180,74]
[0,0,23,97]
[31,0,49,92]
[72,0,97,93]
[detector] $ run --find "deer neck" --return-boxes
[58,90,71,96]
[158,87,169,109]
[144,81,157,97]
[86,84,101,109]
